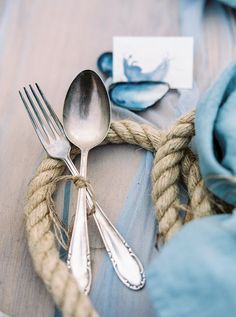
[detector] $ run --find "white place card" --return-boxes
[113,36,194,89]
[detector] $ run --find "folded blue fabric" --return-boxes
[195,61,236,205]
[147,211,236,317]
[217,0,236,8]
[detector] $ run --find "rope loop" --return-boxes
[24,110,231,317]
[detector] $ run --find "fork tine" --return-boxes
[23,87,51,140]
[35,83,64,134]
[19,90,48,146]
[29,84,57,138]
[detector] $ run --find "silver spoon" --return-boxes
[63,70,145,292]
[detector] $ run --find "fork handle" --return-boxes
[86,189,145,290]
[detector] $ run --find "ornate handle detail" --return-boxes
[86,190,146,290]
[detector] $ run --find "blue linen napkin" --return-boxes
[217,0,236,8]
[195,61,236,205]
[146,60,236,317]
[147,210,236,317]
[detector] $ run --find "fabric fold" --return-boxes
[196,61,236,205]
[147,210,236,317]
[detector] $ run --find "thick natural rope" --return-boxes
[152,111,196,240]
[181,148,214,222]
[24,110,229,317]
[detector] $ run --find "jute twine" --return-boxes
[24,110,229,317]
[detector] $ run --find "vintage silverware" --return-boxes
[19,81,145,293]
[63,70,111,293]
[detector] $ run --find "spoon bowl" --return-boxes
[63,70,110,151]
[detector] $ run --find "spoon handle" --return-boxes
[86,189,146,290]
[67,151,92,294]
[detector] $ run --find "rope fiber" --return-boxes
[24,110,229,317]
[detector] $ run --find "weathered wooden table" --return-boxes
[0,1,180,316]
[1,1,235,316]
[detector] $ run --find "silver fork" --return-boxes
[19,84,146,292]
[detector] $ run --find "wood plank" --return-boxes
[0,0,180,315]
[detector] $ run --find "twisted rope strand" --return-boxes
[181,148,214,221]
[151,111,195,240]
[25,110,229,316]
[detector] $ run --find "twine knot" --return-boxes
[73,176,97,216]
[45,174,97,252]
